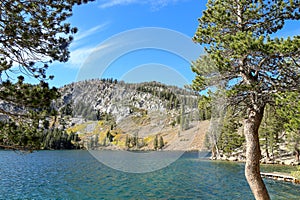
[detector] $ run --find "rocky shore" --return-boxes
[211,153,300,166]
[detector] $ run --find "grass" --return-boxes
[260,164,298,174]
[66,123,88,134]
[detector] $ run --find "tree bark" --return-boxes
[244,105,270,200]
[265,136,270,160]
[296,151,299,162]
[295,147,299,162]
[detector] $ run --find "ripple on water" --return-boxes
[0,151,299,199]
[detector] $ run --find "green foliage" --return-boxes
[275,91,300,160]
[100,78,118,84]
[0,120,80,150]
[192,7,299,197]
[198,95,212,120]
[89,134,99,149]
[0,0,93,150]
[217,107,244,155]
[259,104,284,159]
[0,120,41,150]
[73,101,98,120]
[180,103,185,131]
[136,82,180,109]
[60,103,73,116]
[0,80,59,149]
[125,135,130,148]
[276,92,300,133]
[41,128,79,150]
[0,0,93,76]
[153,135,158,150]
[192,0,300,107]
[0,78,60,115]
[132,133,138,148]
[192,0,300,163]
[106,131,114,142]
[125,133,142,149]
[0,80,59,150]
[159,136,164,149]
[291,166,300,179]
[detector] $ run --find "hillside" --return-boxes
[52,79,207,151]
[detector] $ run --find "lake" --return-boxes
[0,150,299,199]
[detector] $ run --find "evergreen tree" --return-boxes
[153,135,158,150]
[159,136,164,150]
[198,95,212,121]
[40,128,76,150]
[131,133,138,149]
[94,134,99,148]
[125,135,130,148]
[0,0,93,150]
[192,1,299,199]
[218,107,244,156]
[276,92,300,161]
[259,104,283,160]
[61,103,73,116]
[180,101,185,131]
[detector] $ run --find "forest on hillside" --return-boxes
[197,92,300,163]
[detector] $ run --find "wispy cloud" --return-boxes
[67,43,116,68]
[75,23,109,42]
[66,22,111,68]
[70,22,109,49]
[99,0,138,9]
[98,0,184,10]
[68,46,94,67]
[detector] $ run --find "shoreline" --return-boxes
[260,172,300,184]
[209,154,300,184]
[2,148,299,184]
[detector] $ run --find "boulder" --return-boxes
[228,156,238,162]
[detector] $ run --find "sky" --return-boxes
[23,0,299,88]
[44,0,207,88]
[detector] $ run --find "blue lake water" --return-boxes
[0,150,299,200]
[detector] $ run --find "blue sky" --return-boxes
[33,0,299,88]
[45,0,207,87]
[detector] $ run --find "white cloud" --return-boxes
[70,22,109,49]
[75,23,109,42]
[68,46,94,67]
[67,43,115,68]
[98,0,183,10]
[65,22,111,68]
[99,0,139,9]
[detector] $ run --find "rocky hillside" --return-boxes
[53,79,207,151]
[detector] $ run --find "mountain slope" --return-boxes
[56,79,206,151]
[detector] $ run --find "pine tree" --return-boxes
[159,136,164,150]
[192,1,299,199]
[198,95,212,121]
[153,135,158,150]
[276,92,300,161]
[125,135,130,148]
[218,107,244,156]
[0,0,93,150]
[259,105,283,161]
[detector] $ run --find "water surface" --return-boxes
[0,150,299,199]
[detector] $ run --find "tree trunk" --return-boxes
[244,105,270,200]
[211,145,216,159]
[295,147,299,162]
[295,151,299,162]
[271,143,274,161]
[265,136,270,160]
